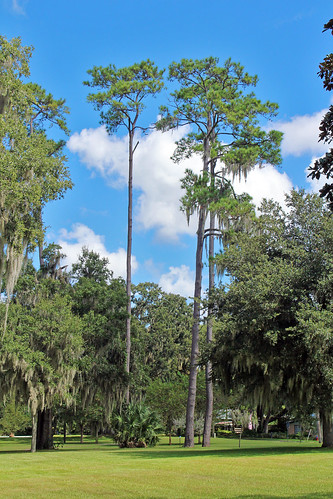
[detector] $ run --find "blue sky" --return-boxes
[2,0,333,296]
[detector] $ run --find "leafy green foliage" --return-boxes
[157,56,282,174]
[111,403,161,447]
[84,60,164,134]
[212,191,333,422]
[0,398,30,435]
[0,36,72,332]
[71,249,128,413]
[131,283,192,387]
[1,292,83,416]
[146,378,187,436]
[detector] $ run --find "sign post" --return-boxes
[234,427,242,448]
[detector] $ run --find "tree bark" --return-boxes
[31,413,37,453]
[185,207,205,447]
[36,408,53,450]
[322,411,333,447]
[125,131,134,404]
[38,207,44,269]
[262,411,271,435]
[316,411,322,443]
[202,213,215,447]
[63,422,67,444]
[185,132,210,448]
[80,423,84,444]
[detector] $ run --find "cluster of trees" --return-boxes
[1,19,333,451]
[211,190,333,447]
[84,54,282,449]
[1,244,194,450]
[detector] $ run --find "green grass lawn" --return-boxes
[0,435,332,498]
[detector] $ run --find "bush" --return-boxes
[216,430,234,438]
[0,400,31,436]
[110,403,162,448]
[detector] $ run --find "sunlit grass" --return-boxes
[0,435,332,497]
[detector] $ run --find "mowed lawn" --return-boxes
[0,436,332,498]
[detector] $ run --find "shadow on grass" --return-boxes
[1,439,331,460]
[0,437,119,454]
[118,445,330,460]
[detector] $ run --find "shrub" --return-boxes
[216,429,234,438]
[110,403,161,448]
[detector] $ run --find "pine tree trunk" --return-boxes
[322,411,333,447]
[202,211,215,447]
[38,207,44,269]
[36,408,53,450]
[184,207,205,447]
[185,132,210,448]
[125,131,134,404]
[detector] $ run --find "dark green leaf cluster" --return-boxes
[110,402,161,447]
[211,191,333,419]
[157,56,282,172]
[0,36,72,314]
[84,60,164,134]
[131,282,192,389]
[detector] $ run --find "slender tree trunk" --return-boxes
[184,207,205,447]
[202,214,215,447]
[63,422,67,444]
[185,132,210,448]
[125,131,134,404]
[80,423,84,444]
[322,411,333,447]
[31,413,37,453]
[169,431,172,446]
[38,207,44,269]
[316,411,322,443]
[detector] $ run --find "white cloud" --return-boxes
[57,223,138,279]
[67,127,128,187]
[231,164,294,210]
[68,126,201,242]
[159,265,194,297]
[272,110,327,157]
[68,126,295,240]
